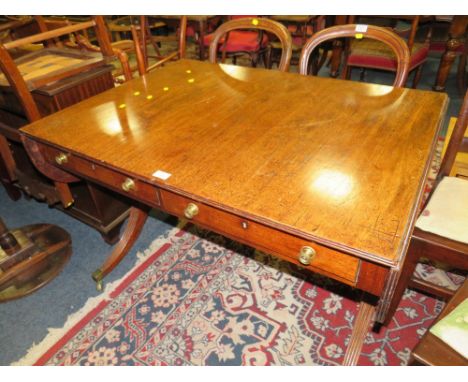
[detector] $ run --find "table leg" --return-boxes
[433,16,468,92]
[375,238,420,326]
[342,301,375,365]
[92,205,148,291]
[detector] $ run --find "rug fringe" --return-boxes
[11,224,184,366]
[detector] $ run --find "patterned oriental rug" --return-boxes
[15,223,457,366]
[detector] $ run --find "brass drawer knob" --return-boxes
[55,152,68,165]
[298,246,316,266]
[184,203,199,219]
[121,178,135,192]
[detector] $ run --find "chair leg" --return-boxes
[359,68,366,82]
[412,65,424,89]
[457,51,467,95]
[251,53,258,68]
[315,47,329,75]
[342,64,351,80]
[263,46,271,69]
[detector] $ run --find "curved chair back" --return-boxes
[208,17,293,72]
[299,24,411,87]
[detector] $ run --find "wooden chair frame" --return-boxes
[106,16,168,81]
[208,17,293,73]
[0,16,115,123]
[131,16,187,75]
[383,91,468,325]
[342,16,433,88]
[299,24,411,88]
[0,16,116,208]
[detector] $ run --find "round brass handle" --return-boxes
[55,152,68,165]
[298,246,316,266]
[121,178,135,192]
[184,203,199,219]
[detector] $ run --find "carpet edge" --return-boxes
[11,223,185,366]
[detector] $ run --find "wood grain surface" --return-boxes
[21,59,448,266]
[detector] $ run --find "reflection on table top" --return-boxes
[21,59,448,265]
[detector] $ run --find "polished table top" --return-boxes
[21,59,448,267]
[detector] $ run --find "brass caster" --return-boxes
[92,268,104,292]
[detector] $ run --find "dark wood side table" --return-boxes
[410,279,468,366]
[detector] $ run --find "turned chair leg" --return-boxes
[457,50,467,95]
[263,46,272,69]
[342,64,351,80]
[412,65,424,89]
[359,68,366,82]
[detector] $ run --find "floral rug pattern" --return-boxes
[28,225,448,366]
[15,135,464,366]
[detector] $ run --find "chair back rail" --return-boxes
[4,17,114,57]
[4,21,95,50]
[208,17,293,72]
[348,16,423,52]
[299,24,411,87]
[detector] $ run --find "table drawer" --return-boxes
[42,145,161,208]
[160,189,360,285]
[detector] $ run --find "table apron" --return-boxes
[40,142,391,297]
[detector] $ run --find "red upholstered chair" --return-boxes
[204,16,275,69]
[208,17,292,72]
[342,16,432,88]
[299,24,410,88]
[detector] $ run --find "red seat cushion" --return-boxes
[185,25,196,38]
[429,40,465,53]
[203,31,269,52]
[347,39,429,71]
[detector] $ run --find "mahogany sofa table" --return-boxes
[19,59,447,364]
